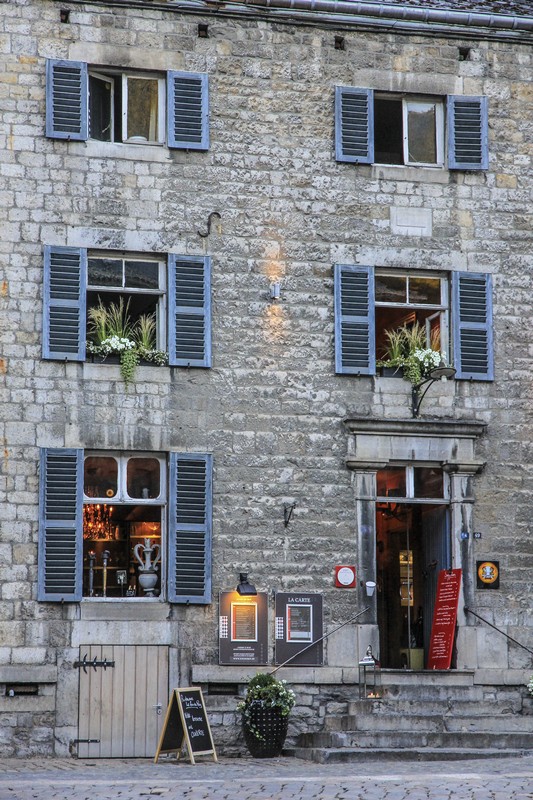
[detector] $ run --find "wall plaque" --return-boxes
[275,592,323,666]
[219,591,268,665]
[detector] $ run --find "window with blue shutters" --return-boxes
[167,453,213,604]
[46,60,209,150]
[335,88,487,171]
[335,267,492,381]
[42,247,211,371]
[38,450,213,604]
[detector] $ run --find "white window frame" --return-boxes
[375,270,449,363]
[86,253,167,351]
[403,98,444,167]
[121,73,166,145]
[87,69,166,145]
[375,465,450,504]
[83,453,167,504]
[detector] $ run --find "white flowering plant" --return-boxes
[377,322,446,386]
[237,673,296,740]
[527,674,533,697]
[86,298,168,385]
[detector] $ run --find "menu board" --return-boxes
[154,688,217,765]
[427,569,462,670]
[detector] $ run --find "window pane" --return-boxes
[127,458,160,499]
[83,505,162,598]
[127,78,159,141]
[89,76,113,141]
[84,457,118,498]
[407,102,437,164]
[374,98,403,164]
[88,258,123,287]
[414,468,443,498]
[408,277,441,305]
[375,275,407,304]
[377,467,406,498]
[125,260,160,290]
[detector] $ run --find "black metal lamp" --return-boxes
[411,361,456,418]
[236,572,257,596]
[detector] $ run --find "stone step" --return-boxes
[379,670,475,687]
[335,698,525,724]
[323,713,533,734]
[286,746,531,764]
[298,730,533,750]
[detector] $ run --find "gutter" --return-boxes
[53,0,533,40]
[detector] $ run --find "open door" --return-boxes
[376,503,450,669]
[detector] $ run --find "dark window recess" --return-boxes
[374,98,403,164]
[334,35,345,50]
[60,8,70,22]
[198,23,209,38]
[206,683,239,696]
[5,684,39,696]
[458,47,471,61]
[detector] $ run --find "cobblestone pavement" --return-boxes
[0,754,532,800]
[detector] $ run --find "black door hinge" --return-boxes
[74,653,115,673]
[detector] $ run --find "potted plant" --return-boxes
[86,298,168,386]
[377,322,444,385]
[527,674,533,698]
[237,673,295,758]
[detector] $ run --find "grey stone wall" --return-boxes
[1,0,533,755]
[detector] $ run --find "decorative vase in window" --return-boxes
[133,538,161,597]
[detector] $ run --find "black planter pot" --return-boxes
[242,706,289,758]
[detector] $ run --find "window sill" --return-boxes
[81,361,171,383]
[79,599,170,622]
[372,164,449,184]
[69,139,171,164]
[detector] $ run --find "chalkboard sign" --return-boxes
[154,687,217,764]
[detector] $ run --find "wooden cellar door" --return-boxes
[77,645,169,758]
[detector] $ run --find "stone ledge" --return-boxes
[474,669,530,686]
[0,666,57,683]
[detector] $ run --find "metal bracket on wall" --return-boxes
[74,654,115,673]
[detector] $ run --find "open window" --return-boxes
[83,455,165,598]
[46,60,209,150]
[375,271,448,361]
[334,265,493,380]
[86,254,166,353]
[89,71,165,144]
[374,96,444,167]
[42,246,211,369]
[38,449,213,603]
[335,88,488,170]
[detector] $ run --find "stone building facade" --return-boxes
[1,0,533,757]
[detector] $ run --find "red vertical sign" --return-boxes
[427,569,462,670]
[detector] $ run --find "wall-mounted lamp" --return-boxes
[270,281,281,301]
[365,580,376,597]
[236,572,257,596]
[411,360,456,418]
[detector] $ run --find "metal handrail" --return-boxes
[271,606,371,674]
[464,606,533,659]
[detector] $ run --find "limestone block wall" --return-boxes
[1,0,533,755]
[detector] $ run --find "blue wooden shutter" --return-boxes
[43,246,87,361]
[167,453,212,604]
[448,96,488,170]
[38,448,83,602]
[335,87,374,164]
[452,272,493,380]
[168,254,211,367]
[46,60,88,140]
[167,71,209,150]
[334,264,375,375]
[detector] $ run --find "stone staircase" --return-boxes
[287,670,533,762]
